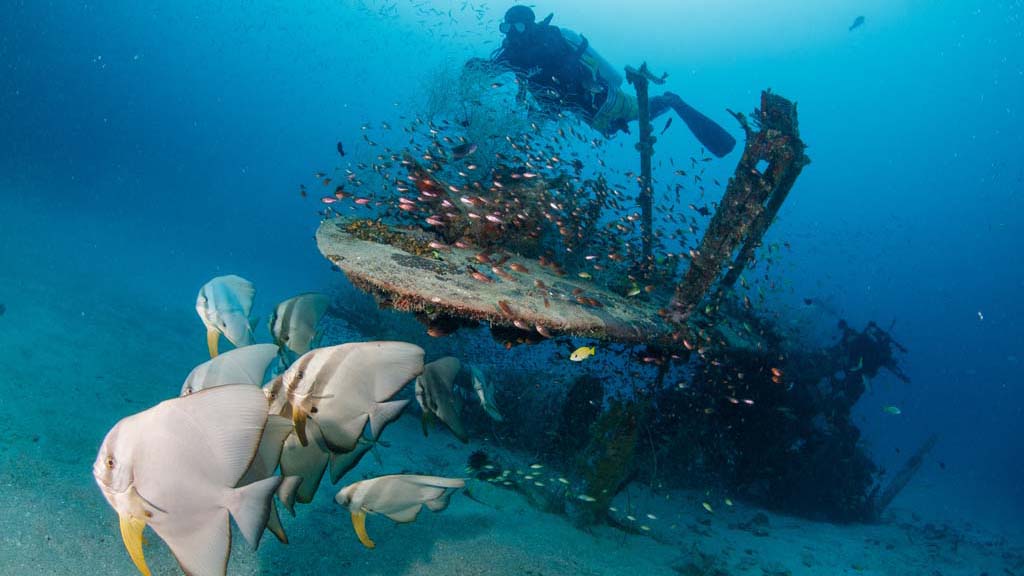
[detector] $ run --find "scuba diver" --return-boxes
[480,5,736,158]
[837,319,911,384]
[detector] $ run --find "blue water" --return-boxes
[2,0,1022,573]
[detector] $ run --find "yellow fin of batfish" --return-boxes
[206,328,220,358]
[292,404,309,446]
[351,510,376,549]
[119,513,151,576]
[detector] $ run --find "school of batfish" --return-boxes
[94,274,496,576]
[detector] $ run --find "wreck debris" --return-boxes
[625,63,667,276]
[871,434,939,519]
[671,90,810,323]
[316,89,809,354]
[567,400,643,527]
[315,217,677,346]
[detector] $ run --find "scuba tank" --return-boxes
[559,27,623,88]
[557,23,633,137]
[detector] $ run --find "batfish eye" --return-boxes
[310,407,318,414]
[106,457,115,469]
[295,370,304,379]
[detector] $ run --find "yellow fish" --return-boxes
[570,346,596,362]
[702,502,714,513]
[882,405,902,415]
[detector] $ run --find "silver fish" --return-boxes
[469,364,503,421]
[268,292,330,357]
[415,357,467,442]
[237,415,301,544]
[327,436,378,485]
[94,385,282,576]
[180,343,278,396]
[282,342,424,452]
[335,474,464,549]
[195,275,257,358]
[279,416,331,505]
[267,378,387,500]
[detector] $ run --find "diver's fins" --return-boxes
[670,95,736,158]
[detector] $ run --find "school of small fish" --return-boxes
[307,94,731,321]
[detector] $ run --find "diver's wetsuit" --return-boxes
[491,23,599,122]
[488,17,736,156]
[491,23,677,136]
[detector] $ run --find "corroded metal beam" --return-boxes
[625,63,667,276]
[670,90,810,323]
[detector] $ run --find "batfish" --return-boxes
[236,415,302,544]
[282,342,424,452]
[267,375,384,494]
[268,292,330,358]
[93,385,282,576]
[180,343,278,396]
[196,275,257,358]
[264,375,329,505]
[335,474,464,549]
[415,357,467,442]
[279,417,331,505]
[468,364,503,422]
[328,436,380,485]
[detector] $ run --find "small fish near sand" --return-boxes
[93,385,285,576]
[570,345,596,362]
[335,474,464,549]
[196,274,258,358]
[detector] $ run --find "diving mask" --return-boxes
[499,21,526,34]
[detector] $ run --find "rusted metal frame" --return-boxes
[670,91,809,322]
